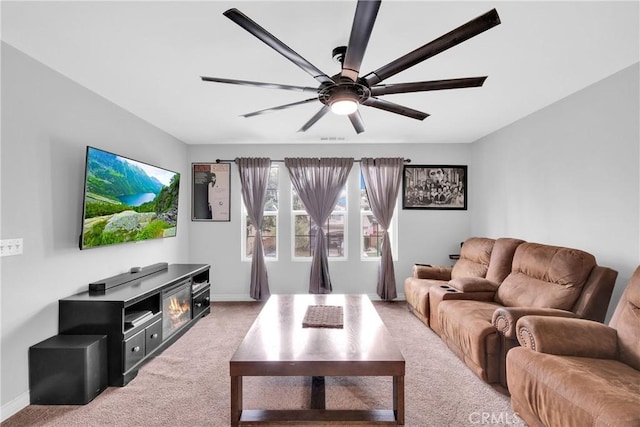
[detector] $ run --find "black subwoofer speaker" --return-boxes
[29,334,107,404]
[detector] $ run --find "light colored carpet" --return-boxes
[3,300,526,426]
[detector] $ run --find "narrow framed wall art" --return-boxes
[192,162,231,221]
[402,165,467,210]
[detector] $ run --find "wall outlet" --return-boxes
[0,238,24,257]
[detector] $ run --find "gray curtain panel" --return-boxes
[235,157,271,300]
[285,157,354,294]
[361,157,404,300]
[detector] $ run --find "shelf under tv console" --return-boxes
[59,263,211,386]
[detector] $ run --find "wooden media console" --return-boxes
[58,263,211,386]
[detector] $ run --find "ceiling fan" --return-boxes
[201,1,501,134]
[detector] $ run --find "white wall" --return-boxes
[470,63,640,318]
[0,44,190,418]
[187,143,472,300]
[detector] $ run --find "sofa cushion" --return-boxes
[451,237,494,280]
[403,276,436,322]
[496,243,596,310]
[485,238,525,284]
[571,265,618,322]
[439,300,502,381]
[448,276,499,292]
[412,264,451,280]
[507,347,640,427]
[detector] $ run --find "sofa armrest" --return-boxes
[413,264,452,280]
[516,315,618,359]
[493,307,578,339]
[449,277,499,292]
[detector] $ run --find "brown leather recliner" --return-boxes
[404,237,496,328]
[427,237,524,336]
[507,265,640,427]
[437,242,618,386]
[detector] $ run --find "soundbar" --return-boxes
[88,262,169,294]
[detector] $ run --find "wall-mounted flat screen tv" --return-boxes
[80,146,180,249]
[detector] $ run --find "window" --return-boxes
[360,174,398,259]
[241,165,278,260]
[292,186,347,259]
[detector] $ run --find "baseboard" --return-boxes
[371,293,406,301]
[212,293,405,302]
[211,294,256,302]
[1,390,29,422]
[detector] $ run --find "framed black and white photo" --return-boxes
[402,165,467,210]
[192,162,231,221]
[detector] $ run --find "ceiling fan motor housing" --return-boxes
[319,76,371,107]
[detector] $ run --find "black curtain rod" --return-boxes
[214,158,411,164]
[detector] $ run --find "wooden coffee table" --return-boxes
[230,294,405,425]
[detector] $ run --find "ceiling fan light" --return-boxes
[330,99,358,115]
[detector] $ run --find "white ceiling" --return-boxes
[2,1,638,145]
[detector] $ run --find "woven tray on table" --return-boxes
[302,305,344,328]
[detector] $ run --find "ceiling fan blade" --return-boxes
[201,76,318,93]
[362,97,429,121]
[363,9,501,86]
[298,105,330,132]
[242,98,318,118]
[348,110,365,134]
[224,8,334,86]
[370,77,487,96]
[342,0,382,82]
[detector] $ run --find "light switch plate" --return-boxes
[0,238,24,256]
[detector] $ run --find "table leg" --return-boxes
[230,375,242,426]
[393,375,405,425]
[310,376,326,409]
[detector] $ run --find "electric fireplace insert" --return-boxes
[162,279,192,339]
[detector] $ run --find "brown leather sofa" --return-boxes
[507,266,640,427]
[436,242,617,386]
[404,237,523,335]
